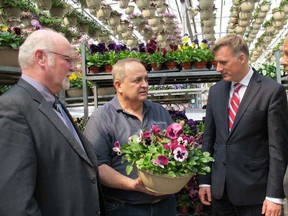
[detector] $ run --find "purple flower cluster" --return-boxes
[90,42,128,54]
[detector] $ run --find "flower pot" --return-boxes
[162,16,171,24]
[194,61,207,69]
[97,87,115,96]
[125,5,135,15]
[156,5,167,14]
[86,0,101,9]
[117,23,129,33]
[63,15,77,27]
[178,206,190,214]
[105,65,113,73]
[272,10,285,21]
[97,7,112,20]
[240,0,254,12]
[131,16,142,26]
[260,3,270,12]
[0,47,19,67]
[135,0,150,10]
[77,23,89,34]
[49,6,65,19]
[137,169,193,194]
[181,62,192,70]
[142,8,155,19]
[5,7,21,19]
[147,17,161,26]
[66,87,83,98]
[283,3,288,13]
[88,65,101,74]
[193,204,203,213]
[108,15,121,26]
[118,0,129,9]
[36,0,52,10]
[165,61,177,70]
[151,63,162,71]
[198,0,213,10]
[210,60,218,69]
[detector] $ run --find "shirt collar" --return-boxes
[231,67,254,87]
[21,74,55,107]
[110,95,151,112]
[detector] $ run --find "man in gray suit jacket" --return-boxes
[199,35,288,216]
[0,29,104,215]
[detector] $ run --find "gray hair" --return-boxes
[18,29,65,69]
[112,58,141,82]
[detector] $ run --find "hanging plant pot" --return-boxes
[36,0,52,10]
[5,7,21,20]
[272,20,284,30]
[85,0,101,9]
[260,3,270,12]
[252,23,261,30]
[135,0,150,10]
[151,25,163,33]
[108,15,121,26]
[265,26,275,34]
[118,0,129,9]
[131,16,142,26]
[125,5,134,15]
[156,4,167,14]
[272,10,285,21]
[142,8,155,19]
[117,22,129,33]
[126,37,137,47]
[77,23,89,34]
[239,12,252,20]
[122,28,133,38]
[198,0,214,10]
[258,11,266,18]
[238,20,249,27]
[49,6,66,19]
[96,6,112,20]
[147,16,161,26]
[21,17,32,28]
[0,47,19,67]
[235,26,245,34]
[88,66,101,74]
[157,34,167,42]
[200,10,213,20]
[162,16,171,24]
[283,3,288,13]
[239,1,254,12]
[203,19,215,27]
[63,15,78,27]
[254,17,263,24]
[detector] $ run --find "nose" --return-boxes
[141,79,148,87]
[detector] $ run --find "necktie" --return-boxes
[228,83,242,131]
[53,97,85,151]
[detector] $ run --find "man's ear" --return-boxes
[114,80,122,93]
[35,50,46,65]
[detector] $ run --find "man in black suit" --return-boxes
[281,37,288,199]
[0,29,104,216]
[198,34,288,216]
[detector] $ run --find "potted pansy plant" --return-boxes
[113,123,214,194]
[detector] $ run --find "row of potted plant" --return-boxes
[86,37,216,73]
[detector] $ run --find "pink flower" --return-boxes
[150,125,160,135]
[152,155,169,168]
[166,123,183,139]
[112,141,122,155]
[173,145,188,162]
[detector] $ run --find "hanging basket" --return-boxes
[135,0,150,10]
[272,10,285,21]
[147,16,161,26]
[85,0,101,9]
[198,0,214,10]
[0,47,19,67]
[125,5,135,15]
[63,15,78,27]
[96,7,112,20]
[239,1,254,12]
[5,7,21,19]
[49,7,65,19]
[36,0,52,10]
[77,23,89,34]
[142,8,156,19]
[118,0,129,9]
[138,169,193,194]
[108,15,121,26]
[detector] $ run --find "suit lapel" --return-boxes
[18,79,94,167]
[222,81,231,134]
[229,72,261,134]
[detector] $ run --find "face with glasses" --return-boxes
[43,45,73,92]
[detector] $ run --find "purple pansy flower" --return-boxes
[173,145,188,162]
[152,155,169,168]
[112,141,122,155]
[166,123,183,139]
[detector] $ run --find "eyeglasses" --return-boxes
[45,50,74,65]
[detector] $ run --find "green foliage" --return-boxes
[148,50,165,66]
[86,53,105,68]
[179,47,194,63]
[115,123,214,177]
[52,0,67,8]
[0,85,12,95]
[164,50,182,64]
[0,31,26,49]
[103,51,120,66]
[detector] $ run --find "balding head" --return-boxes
[19,29,69,69]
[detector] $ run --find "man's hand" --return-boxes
[262,199,282,216]
[198,186,211,205]
[134,177,166,196]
